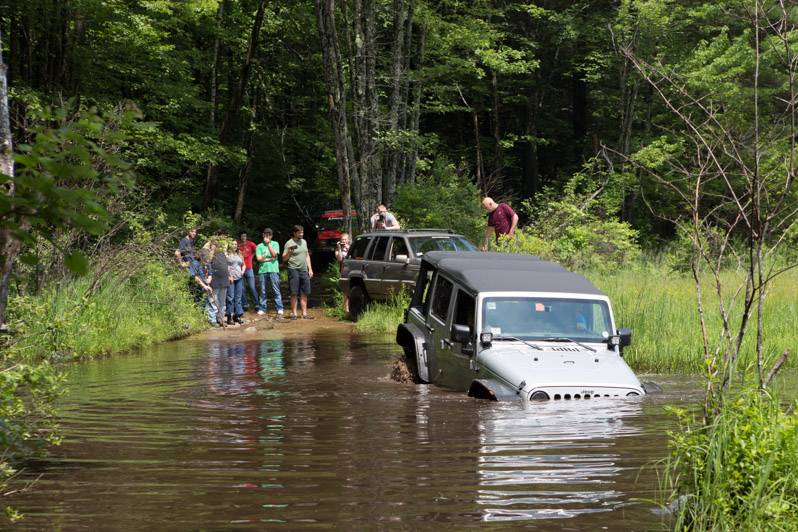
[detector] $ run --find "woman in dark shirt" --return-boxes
[210,240,232,327]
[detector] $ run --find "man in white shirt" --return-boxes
[369,204,400,230]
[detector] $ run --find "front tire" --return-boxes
[349,285,369,321]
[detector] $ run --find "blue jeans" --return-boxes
[258,272,284,312]
[242,268,258,310]
[204,293,218,323]
[226,278,244,317]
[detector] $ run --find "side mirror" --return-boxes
[618,328,632,347]
[451,323,472,344]
[394,254,410,264]
[610,328,632,350]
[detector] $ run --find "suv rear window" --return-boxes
[431,277,454,321]
[349,237,371,259]
[409,236,476,256]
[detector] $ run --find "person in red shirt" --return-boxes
[480,197,518,250]
[238,231,260,312]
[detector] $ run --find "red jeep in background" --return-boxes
[314,209,358,255]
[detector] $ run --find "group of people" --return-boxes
[175,225,315,327]
[174,199,516,327]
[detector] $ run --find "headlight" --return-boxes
[529,391,550,401]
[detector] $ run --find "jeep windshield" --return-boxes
[409,236,476,256]
[481,297,612,344]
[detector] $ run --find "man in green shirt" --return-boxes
[281,224,314,320]
[255,228,284,316]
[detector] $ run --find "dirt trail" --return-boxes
[195,308,354,342]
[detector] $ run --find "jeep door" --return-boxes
[383,236,415,295]
[445,288,477,390]
[426,274,455,388]
[364,236,390,298]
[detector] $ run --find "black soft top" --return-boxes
[422,251,604,296]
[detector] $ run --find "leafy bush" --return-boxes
[354,289,410,335]
[392,157,485,243]
[666,391,798,529]
[498,169,640,271]
[320,261,346,320]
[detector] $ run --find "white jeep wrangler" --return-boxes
[396,251,647,401]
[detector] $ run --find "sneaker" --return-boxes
[290,315,298,321]
[302,315,315,320]
[257,310,265,315]
[277,309,284,316]
[234,316,244,324]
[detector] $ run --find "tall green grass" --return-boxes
[354,290,410,335]
[664,390,798,529]
[595,267,798,373]
[8,261,206,360]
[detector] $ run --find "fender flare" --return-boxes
[468,379,520,401]
[396,323,429,383]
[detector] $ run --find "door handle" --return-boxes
[442,339,453,349]
[425,324,434,333]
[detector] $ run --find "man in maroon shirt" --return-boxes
[481,197,519,250]
[238,231,260,312]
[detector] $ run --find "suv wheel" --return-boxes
[349,285,369,321]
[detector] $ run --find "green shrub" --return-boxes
[665,391,798,529]
[355,289,410,335]
[393,157,485,243]
[320,261,346,320]
[499,167,640,271]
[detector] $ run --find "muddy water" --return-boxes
[6,332,702,530]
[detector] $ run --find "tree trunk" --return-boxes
[233,91,258,225]
[360,0,380,221]
[490,68,502,181]
[472,109,484,193]
[397,0,415,187]
[0,28,22,331]
[209,0,226,128]
[202,0,266,211]
[383,0,406,205]
[316,0,356,235]
[523,92,539,197]
[404,22,425,185]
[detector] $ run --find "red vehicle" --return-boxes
[314,209,358,254]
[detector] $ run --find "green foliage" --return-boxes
[320,261,347,320]
[354,290,411,335]
[3,100,137,273]
[498,168,640,271]
[665,391,798,529]
[393,157,485,243]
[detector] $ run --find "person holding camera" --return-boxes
[369,204,400,230]
[282,225,314,320]
[334,233,351,314]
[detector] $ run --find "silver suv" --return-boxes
[340,229,476,318]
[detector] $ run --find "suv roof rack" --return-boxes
[404,228,455,234]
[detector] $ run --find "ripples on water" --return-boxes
[6,334,702,529]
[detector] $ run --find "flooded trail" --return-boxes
[6,320,703,529]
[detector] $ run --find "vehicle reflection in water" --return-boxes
[476,399,645,522]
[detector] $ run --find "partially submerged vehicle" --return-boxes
[396,251,646,401]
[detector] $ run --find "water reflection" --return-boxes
[3,335,691,529]
[477,399,645,522]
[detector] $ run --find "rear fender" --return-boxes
[396,323,429,383]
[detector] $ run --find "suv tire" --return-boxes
[349,285,369,321]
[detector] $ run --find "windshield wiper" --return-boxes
[540,337,596,353]
[492,336,543,350]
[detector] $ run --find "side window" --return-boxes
[389,237,409,260]
[349,237,371,259]
[414,267,434,309]
[453,291,476,331]
[368,236,390,261]
[431,277,454,321]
